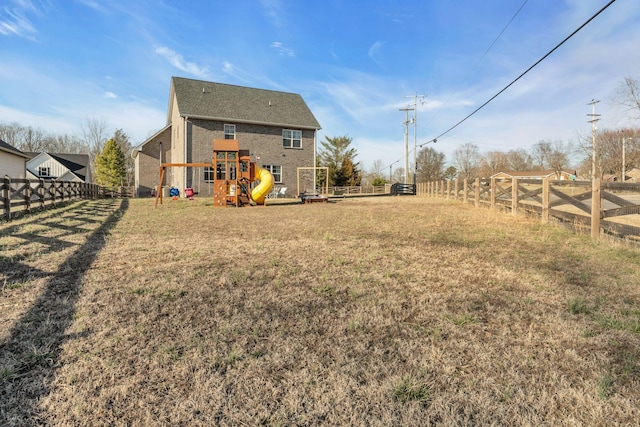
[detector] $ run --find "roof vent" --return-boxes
[268,101,272,106]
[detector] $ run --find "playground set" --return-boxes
[154,139,274,208]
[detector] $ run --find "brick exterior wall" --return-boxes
[134,127,171,197]
[135,119,316,198]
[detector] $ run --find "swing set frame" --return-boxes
[154,162,212,207]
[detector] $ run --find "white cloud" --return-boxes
[221,61,253,84]
[270,42,295,57]
[154,46,210,78]
[104,91,117,99]
[0,0,40,39]
[368,40,384,67]
[74,0,106,12]
[259,0,282,27]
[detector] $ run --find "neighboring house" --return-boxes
[626,168,640,183]
[490,170,577,181]
[0,139,29,179]
[25,152,91,183]
[132,76,321,197]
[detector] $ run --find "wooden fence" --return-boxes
[1,177,133,220]
[328,185,388,195]
[418,177,640,241]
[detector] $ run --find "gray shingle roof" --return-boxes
[170,77,321,130]
[0,139,28,158]
[50,153,90,180]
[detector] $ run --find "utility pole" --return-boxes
[404,93,427,186]
[587,99,601,179]
[399,106,413,184]
[587,99,601,239]
[622,133,626,183]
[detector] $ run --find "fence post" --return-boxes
[446,180,451,200]
[39,179,45,209]
[462,179,468,204]
[25,178,31,212]
[541,178,549,223]
[591,178,601,239]
[474,177,480,207]
[490,177,496,209]
[511,177,518,216]
[2,176,10,220]
[454,179,459,201]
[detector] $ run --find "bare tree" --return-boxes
[478,151,509,178]
[530,140,552,169]
[0,122,83,153]
[0,122,25,148]
[82,117,109,183]
[452,142,480,181]
[391,166,405,184]
[506,148,533,171]
[530,140,574,173]
[615,76,640,120]
[364,159,387,185]
[596,128,640,180]
[0,123,47,152]
[416,146,445,182]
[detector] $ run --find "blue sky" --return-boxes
[1,0,639,172]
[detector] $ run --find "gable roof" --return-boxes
[26,152,90,182]
[50,153,89,181]
[133,124,171,156]
[490,170,576,179]
[168,77,321,130]
[0,139,29,158]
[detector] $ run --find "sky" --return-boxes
[2,0,640,173]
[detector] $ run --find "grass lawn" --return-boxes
[2,196,640,426]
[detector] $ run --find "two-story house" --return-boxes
[132,77,321,198]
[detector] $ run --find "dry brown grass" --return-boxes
[2,196,640,426]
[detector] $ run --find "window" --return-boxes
[204,167,214,182]
[262,165,282,183]
[282,129,302,148]
[224,124,236,140]
[38,166,50,177]
[216,162,226,180]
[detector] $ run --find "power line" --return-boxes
[430,0,617,143]
[450,0,530,103]
[380,0,617,175]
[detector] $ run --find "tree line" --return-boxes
[359,75,640,185]
[0,119,133,187]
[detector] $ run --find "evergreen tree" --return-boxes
[112,129,134,186]
[95,138,126,186]
[318,135,360,186]
[339,156,361,186]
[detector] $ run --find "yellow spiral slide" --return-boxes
[250,166,274,205]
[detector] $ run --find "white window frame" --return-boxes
[224,124,236,140]
[38,166,50,177]
[282,129,302,148]
[203,166,214,183]
[262,164,282,183]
